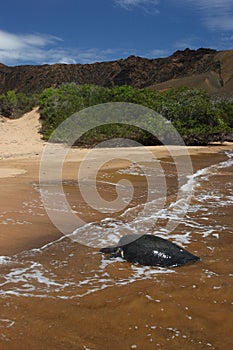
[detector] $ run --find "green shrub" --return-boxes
[0,91,37,118]
[38,84,233,146]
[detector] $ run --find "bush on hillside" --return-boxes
[38,84,233,146]
[0,91,37,118]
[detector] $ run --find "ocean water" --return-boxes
[0,149,232,349]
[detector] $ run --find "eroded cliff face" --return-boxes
[0,48,232,96]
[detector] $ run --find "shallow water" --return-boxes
[0,150,232,349]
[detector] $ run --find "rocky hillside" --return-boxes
[0,48,232,97]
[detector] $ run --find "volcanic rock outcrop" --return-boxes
[0,48,232,97]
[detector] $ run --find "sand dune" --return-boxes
[0,108,46,177]
[0,107,44,160]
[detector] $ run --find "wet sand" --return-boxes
[0,143,233,350]
[0,143,232,255]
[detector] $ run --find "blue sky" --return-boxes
[0,0,233,66]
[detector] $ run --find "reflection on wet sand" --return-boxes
[0,148,233,350]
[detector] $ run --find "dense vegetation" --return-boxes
[1,84,232,146]
[0,91,37,118]
[38,84,233,146]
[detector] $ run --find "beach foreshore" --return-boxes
[0,142,232,256]
[0,109,233,255]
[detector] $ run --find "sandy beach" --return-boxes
[0,110,233,350]
[0,109,233,255]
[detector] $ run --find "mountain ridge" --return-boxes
[0,48,232,97]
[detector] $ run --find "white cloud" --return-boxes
[0,29,167,66]
[0,30,112,65]
[0,30,61,51]
[189,0,232,11]
[206,16,233,31]
[146,49,168,58]
[0,30,65,65]
[119,47,167,58]
[221,34,233,42]
[184,0,233,31]
[115,0,160,12]
[173,36,199,51]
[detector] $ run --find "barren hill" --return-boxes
[0,48,232,97]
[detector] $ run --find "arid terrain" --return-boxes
[0,48,233,97]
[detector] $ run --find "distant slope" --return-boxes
[148,71,223,94]
[0,48,232,97]
[149,49,233,97]
[214,50,233,97]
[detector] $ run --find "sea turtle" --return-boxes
[100,234,200,267]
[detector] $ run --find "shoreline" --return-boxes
[0,142,232,257]
[1,141,233,178]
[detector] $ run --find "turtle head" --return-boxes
[100,246,125,259]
